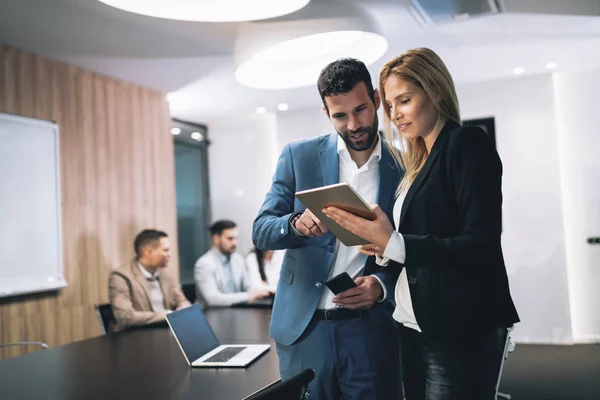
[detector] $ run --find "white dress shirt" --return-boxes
[376,188,421,332]
[317,136,385,309]
[194,248,255,308]
[245,250,283,292]
[138,263,166,313]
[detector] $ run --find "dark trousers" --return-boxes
[276,306,402,400]
[399,325,507,400]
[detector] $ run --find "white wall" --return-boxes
[275,106,333,152]
[458,74,573,344]
[207,113,278,254]
[553,70,600,343]
[207,107,333,255]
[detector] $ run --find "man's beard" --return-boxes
[338,115,379,152]
[218,244,235,255]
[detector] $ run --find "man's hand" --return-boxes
[249,289,271,302]
[294,209,329,237]
[332,276,383,310]
[158,311,169,319]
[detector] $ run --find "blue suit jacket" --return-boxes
[252,133,403,345]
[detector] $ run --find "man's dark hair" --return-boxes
[317,58,375,111]
[209,220,237,236]
[134,229,168,258]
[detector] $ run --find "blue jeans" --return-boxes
[399,325,507,400]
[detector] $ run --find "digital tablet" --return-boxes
[295,183,375,246]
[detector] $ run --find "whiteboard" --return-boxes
[0,113,65,298]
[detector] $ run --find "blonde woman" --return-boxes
[323,48,520,399]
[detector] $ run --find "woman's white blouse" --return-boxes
[376,188,422,332]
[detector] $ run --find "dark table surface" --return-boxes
[0,308,280,400]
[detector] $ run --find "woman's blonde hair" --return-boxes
[379,48,461,193]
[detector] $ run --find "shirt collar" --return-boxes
[138,263,159,280]
[212,248,230,264]
[337,134,382,164]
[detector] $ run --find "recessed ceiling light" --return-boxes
[234,2,387,89]
[236,31,387,90]
[171,127,181,135]
[97,0,310,22]
[256,107,267,114]
[277,103,289,111]
[513,67,525,75]
[190,132,204,141]
[546,62,557,70]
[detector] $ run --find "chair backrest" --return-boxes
[181,283,196,304]
[94,303,117,335]
[0,341,49,358]
[496,326,516,399]
[243,368,315,400]
[0,342,49,350]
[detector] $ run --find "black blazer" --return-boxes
[390,120,519,345]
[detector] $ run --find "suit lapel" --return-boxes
[158,270,170,309]
[320,133,339,187]
[130,261,153,310]
[399,120,459,227]
[378,141,400,218]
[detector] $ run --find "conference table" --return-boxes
[0,308,280,400]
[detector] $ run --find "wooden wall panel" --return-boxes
[0,44,178,359]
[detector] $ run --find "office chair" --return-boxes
[496,326,516,400]
[243,368,315,400]
[94,303,117,335]
[0,342,49,350]
[181,283,196,304]
[0,341,49,358]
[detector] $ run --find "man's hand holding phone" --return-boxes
[326,272,383,310]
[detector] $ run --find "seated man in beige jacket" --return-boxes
[109,229,190,331]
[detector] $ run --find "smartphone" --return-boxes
[325,272,357,295]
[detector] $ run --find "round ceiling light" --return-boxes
[236,31,387,90]
[97,0,310,22]
[234,2,388,90]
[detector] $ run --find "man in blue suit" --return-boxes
[253,59,403,399]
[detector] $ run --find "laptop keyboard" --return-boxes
[204,346,247,363]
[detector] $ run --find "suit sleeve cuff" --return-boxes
[383,231,406,264]
[288,210,307,237]
[371,275,387,303]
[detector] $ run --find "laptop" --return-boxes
[166,304,270,368]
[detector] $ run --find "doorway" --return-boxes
[172,119,211,285]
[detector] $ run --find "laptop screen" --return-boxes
[166,304,221,363]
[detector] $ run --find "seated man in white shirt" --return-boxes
[109,229,191,331]
[194,220,271,308]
